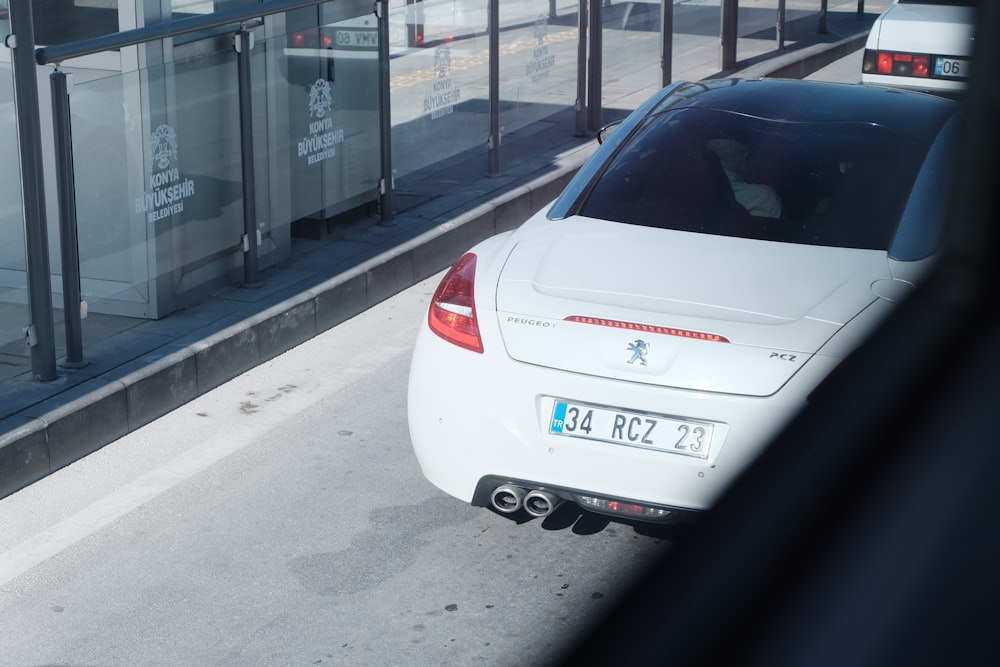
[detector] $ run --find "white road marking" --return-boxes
[0,433,250,586]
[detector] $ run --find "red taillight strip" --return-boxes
[564,315,730,343]
[868,49,932,78]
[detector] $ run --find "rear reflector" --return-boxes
[576,495,672,520]
[564,316,730,343]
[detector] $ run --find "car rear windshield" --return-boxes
[577,108,932,251]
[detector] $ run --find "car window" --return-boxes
[577,108,932,251]
[889,115,961,260]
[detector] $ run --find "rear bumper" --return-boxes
[471,474,698,523]
[407,322,840,514]
[862,72,967,95]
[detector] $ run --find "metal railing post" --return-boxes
[487,0,500,177]
[720,0,738,72]
[575,0,588,136]
[777,0,786,51]
[586,0,602,131]
[9,0,57,381]
[377,0,395,225]
[234,26,261,288]
[50,68,86,367]
[661,0,674,88]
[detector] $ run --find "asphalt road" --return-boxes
[0,271,676,666]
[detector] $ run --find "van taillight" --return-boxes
[290,28,334,49]
[864,49,931,78]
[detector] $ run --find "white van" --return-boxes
[861,0,977,95]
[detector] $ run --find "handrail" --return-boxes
[36,0,332,65]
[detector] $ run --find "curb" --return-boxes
[743,32,868,80]
[0,33,866,500]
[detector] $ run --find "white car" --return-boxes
[861,0,977,94]
[407,78,960,523]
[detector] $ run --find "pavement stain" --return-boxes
[237,384,297,415]
[266,384,298,402]
[286,495,478,595]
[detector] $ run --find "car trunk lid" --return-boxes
[495,218,888,397]
[876,3,975,56]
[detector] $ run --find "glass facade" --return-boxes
[0,0,668,359]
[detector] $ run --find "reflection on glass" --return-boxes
[33,0,119,45]
[388,0,583,180]
[278,1,381,226]
[0,58,27,353]
[599,0,661,104]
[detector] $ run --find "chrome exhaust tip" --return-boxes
[523,489,561,518]
[490,484,527,514]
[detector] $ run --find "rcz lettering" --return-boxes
[612,415,655,445]
[770,352,798,362]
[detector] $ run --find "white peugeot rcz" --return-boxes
[407,78,961,523]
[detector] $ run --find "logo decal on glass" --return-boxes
[425,44,460,119]
[137,124,196,224]
[150,124,178,169]
[300,79,344,166]
[309,79,333,119]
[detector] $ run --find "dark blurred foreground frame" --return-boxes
[554,2,1000,664]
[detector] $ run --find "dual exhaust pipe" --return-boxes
[490,484,562,518]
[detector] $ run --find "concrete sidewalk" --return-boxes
[0,3,883,499]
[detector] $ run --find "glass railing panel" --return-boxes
[599,0,662,112]
[0,56,27,356]
[497,0,580,145]
[62,6,385,320]
[270,1,382,230]
[61,43,248,318]
[387,0,490,181]
[67,67,150,316]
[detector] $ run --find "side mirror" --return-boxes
[597,120,624,144]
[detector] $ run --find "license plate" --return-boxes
[934,57,969,80]
[549,400,712,459]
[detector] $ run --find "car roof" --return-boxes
[645,79,959,140]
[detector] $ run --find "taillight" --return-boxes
[865,49,931,78]
[428,253,484,353]
[877,51,894,74]
[290,27,334,49]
